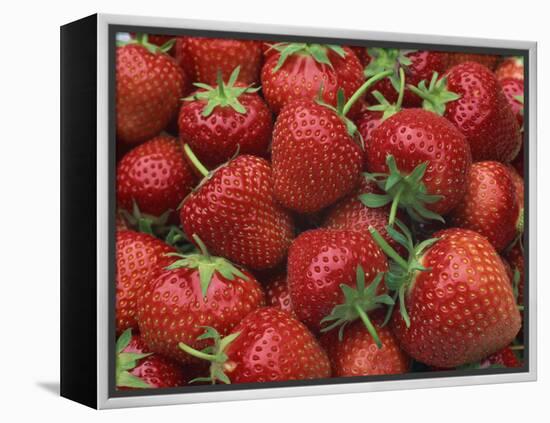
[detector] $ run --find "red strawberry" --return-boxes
[500,77,524,128]
[447,53,500,70]
[137,235,265,363]
[178,67,273,167]
[370,225,521,368]
[180,149,294,270]
[116,329,186,389]
[264,273,294,315]
[261,44,364,116]
[176,37,262,85]
[178,308,331,384]
[505,243,525,306]
[272,97,363,213]
[322,177,406,256]
[409,62,521,162]
[116,230,176,335]
[450,161,521,252]
[116,135,198,217]
[485,346,521,368]
[320,315,411,377]
[130,33,176,55]
[116,35,189,144]
[287,229,390,339]
[496,57,524,81]
[363,108,471,222]
[363,48,449,107]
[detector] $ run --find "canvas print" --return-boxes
[113,32,526,392]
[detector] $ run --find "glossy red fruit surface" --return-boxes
[288,229,387,332]
[180,155,294,270]
[116,231,176,334]
[500,77,524,127]
[495,57,524,81]
[116,44,188,144]
[137,259,265,363]
[391,228,521,368]
[447,53,500,70]
[365,108,471,215]
[179,86,273,167]
[120,333,187,389]
[223,308,332,383]
[261,45,364,116]
[272,99,363,213]
[117,135,198,216]
[450,161,520,252]
[485,346,521,368]
[320,317,410,377]
[177,37,262,84]
[443,62,521,162]
[264,273,294,314]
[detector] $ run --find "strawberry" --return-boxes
[180,147,294,270]
[370,224,521,368]
[363,108,471,223]
[450,161,521,252]
[287,229,390,341]
[178,308,331,384]
[261,44,364,116]
[264,273,294,315]
[116,230,176,335]
[495,57,524,81]
[485,346,521,368]
[320,315,411,377]
[505,243,525,307]
[323,177,406,256]
[130,33,176,55]
[271,71,391,213]
[116,329,186,389]
[116,34,189,144]
[178,67,273,167]
[446,53,500,70]
[408,62,521,162]
[176,37,262,85]
[500,77,524,129]
[137,235,265,363]
[363,48,449,107]
[116,135,198,218]
[508,165,525,207]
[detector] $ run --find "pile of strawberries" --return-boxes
[114,34,526,389]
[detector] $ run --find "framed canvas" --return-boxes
[60,13,537,409]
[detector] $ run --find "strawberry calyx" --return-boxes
[183,67,261,117]
[369,220,439,327]
[367,67,406,121]
[271,43,347,73]
[362,155,444,225]
[320,267,394,348]
[407,72,461,116]
[117,33,175,55]
[165,234,249,298]
[120,201,194,252]
[115,329,153,389]
[315,69,394,143]
[178,327,241,384]
[364,48,416,92]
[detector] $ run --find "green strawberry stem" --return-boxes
[117,33,175,55]
[271,43,347,73]
[178,327,241,384]
[342,69,394,116]
[361,154,444,225]
[320,267,394,348]
[184,67,260,117]
[165,234,248,298]
[183,143,209,178]
[407,72,461,116]
[367,67,406,121]
[115,329,153,389]
[368,220,438,328]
